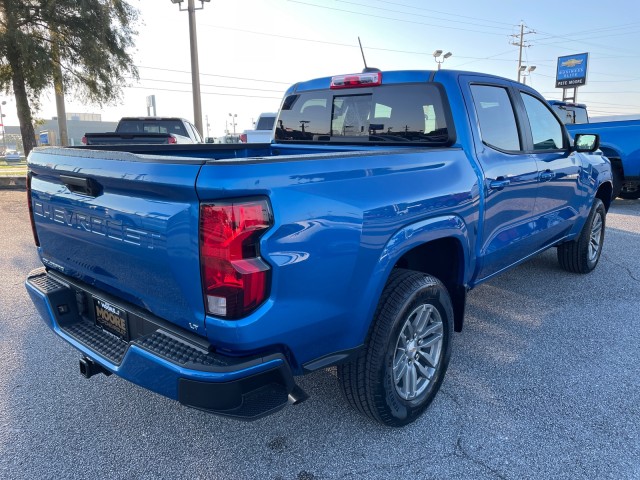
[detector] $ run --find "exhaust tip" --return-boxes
[287,385,309,405]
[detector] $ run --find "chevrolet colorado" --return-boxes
[26,69,612,426]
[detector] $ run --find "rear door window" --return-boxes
[470,85,521,152]
[520,93,565,151]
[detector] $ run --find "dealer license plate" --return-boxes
[94,298,129,340]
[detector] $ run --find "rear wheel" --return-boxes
[337,269,453,427]
[557,198,606,273]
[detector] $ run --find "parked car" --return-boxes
[4,150,22,162]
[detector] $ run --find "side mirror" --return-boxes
[574,133,600,152]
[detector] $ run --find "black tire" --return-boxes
[557,198,606,273]
[619,184,640,200]
[337,269,453,427]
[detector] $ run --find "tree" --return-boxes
[0,0,139,156]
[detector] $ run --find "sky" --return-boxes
[3,0,640,137]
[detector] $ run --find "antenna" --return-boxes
[358,37,380,73]
[358,37,368,70]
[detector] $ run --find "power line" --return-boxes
[335,0,512,32]
[288,0,510,37]
[130,76,285,93]
[535,22,640,42]
[368,0,515,26]
[136,65,292,85]
[202,24,523,64]
[127,85,282,100]
[452,49,516,68]
[535,31,640,50]
[578,100,640,108]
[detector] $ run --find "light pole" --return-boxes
[228,113,237,135]
[433,50,453,70]
[170,0,209,136]
[0,101,6,154]
[520,65,536,85]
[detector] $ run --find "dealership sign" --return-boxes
[556,53,589,88]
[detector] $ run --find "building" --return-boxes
[3,113,118,150]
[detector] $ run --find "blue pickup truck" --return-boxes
[25,70,612,427]
[549,100,640,199]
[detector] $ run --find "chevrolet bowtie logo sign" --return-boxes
[561,58,584,68]
[556,53,589,88]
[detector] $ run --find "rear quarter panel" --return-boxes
[196,147,479,368]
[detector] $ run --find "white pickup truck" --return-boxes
[240,112,276,143]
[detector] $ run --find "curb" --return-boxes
[0,176,27,189]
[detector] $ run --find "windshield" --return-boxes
[275,84,452,145]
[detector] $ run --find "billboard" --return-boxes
[556,53,589,88]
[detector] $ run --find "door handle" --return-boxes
[540,170,555,181]
[489,178,511,190]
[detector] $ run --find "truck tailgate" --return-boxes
[28,147,208,335]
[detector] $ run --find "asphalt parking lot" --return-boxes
[1,188,638,480]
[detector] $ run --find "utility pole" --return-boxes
[187,0,203,136]
[511,22,535,83]
[171,0,207,136]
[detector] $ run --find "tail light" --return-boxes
[200,199,272,319]
[26,171,40,247]
[81,136,87,145]
[168,135,178,144]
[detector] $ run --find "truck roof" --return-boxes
[286,69,527,94]
[547,100,588,109]
[118,117,191,122]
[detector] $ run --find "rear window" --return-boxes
[256,115,276,130]
[550,104,589,125]
[275,84,452,145]
[117,119,189,137]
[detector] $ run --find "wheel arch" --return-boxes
[596,180,613,211]
[600,146,623,200]
[600,146,623,174]
[365,216,472,336]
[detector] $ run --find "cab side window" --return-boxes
[520,93,564,151]
[470,85,521,152]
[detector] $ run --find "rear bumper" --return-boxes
[25,267,304,420]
